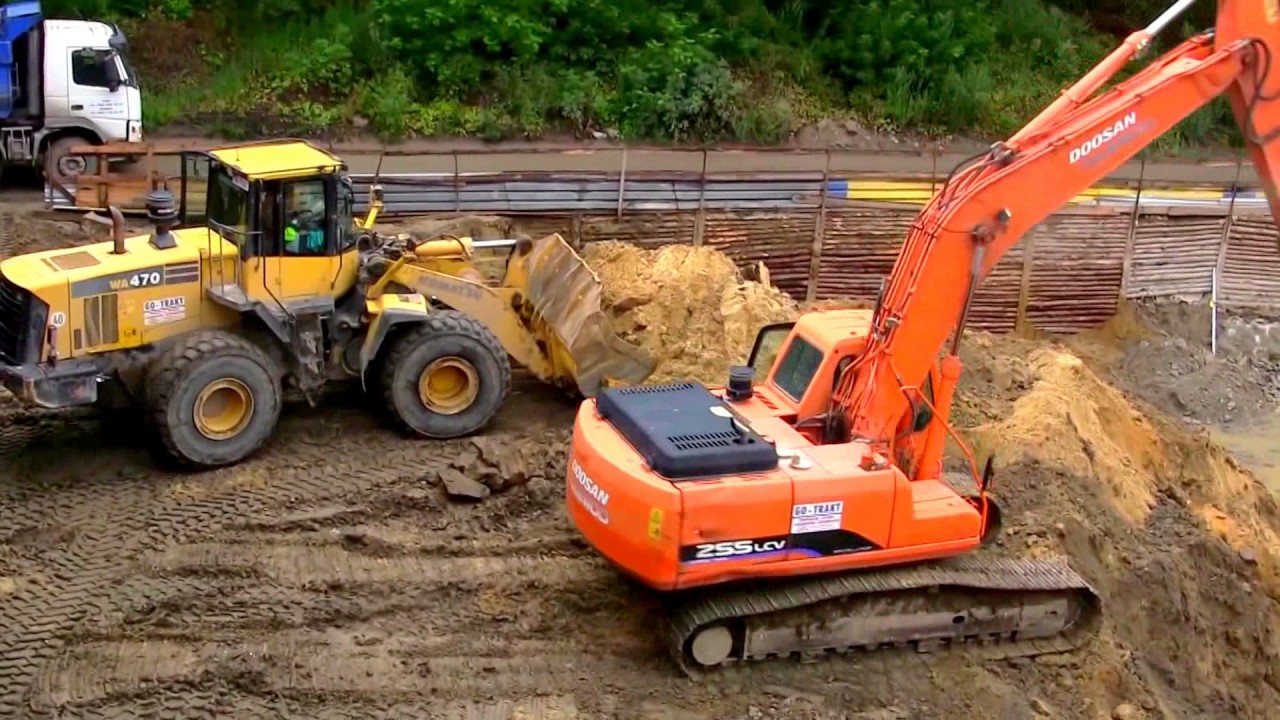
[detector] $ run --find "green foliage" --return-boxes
[64,0,1239,151]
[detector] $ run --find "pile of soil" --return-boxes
[582,240,800,384]
[0,206,106,258]
[944,329,1280,718]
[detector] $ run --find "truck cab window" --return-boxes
[282,180,329,256]
[71,49,113,88]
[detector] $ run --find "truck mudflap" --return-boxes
[664,553,1102,677]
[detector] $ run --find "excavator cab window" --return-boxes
[910,373,935,433]
[771,335,824,403]
[747,322,795,378]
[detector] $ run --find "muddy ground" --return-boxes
[1,209,1279,719]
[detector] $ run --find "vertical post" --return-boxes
[693,150,708,246]
[1211,267,1219,354]
[930,145,939,195]
[616,146,628,220]
[1015,226,1038,333]
[1213,151,1244,311]
[805,150,833,303]
[452,152,461,215]
[1118,158,1146,300]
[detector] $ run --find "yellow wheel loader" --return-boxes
[0,139,653,468]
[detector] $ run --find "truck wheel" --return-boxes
[379,310,511,438]
[44,136,92,185]
[146,330,283,469]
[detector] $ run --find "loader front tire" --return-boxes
[380,311,511,439]
[146,330,283,469]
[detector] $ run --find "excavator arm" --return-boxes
[837,0,1280,446]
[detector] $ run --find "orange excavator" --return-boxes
[565,0,1280,675]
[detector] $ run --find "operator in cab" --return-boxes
[283,181,326,254]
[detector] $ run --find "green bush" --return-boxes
[63,0,1240,150]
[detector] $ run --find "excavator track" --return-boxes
[665,552,1101,677]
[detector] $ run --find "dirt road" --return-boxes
[65,134,1274,184]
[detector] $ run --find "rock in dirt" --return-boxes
[582,241,800,385]
[437,467,491,502]
[1111,703,1140,720]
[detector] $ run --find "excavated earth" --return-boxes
[0,208,1278,719]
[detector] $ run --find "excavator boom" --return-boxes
[843,0,1280,442]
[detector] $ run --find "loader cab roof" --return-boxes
[205,140,345,181]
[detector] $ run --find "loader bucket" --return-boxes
[505,234,655,396]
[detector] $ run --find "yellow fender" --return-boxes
[379,263,566,387]
[358,292,431,382]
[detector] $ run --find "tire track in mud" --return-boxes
[1,378,636,719]
[36,500,658,715]
[0,404,465,718]
[23,455,670,718]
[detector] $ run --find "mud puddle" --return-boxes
[1212,412,1280,495]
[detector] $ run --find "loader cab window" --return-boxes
[207,165,251,245]
[181,153,211,226]
[336,178,356,253]
[279,179,330,256]
[771,335,824,403]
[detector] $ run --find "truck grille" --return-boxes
[0,273,37,365]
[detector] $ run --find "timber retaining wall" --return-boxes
[367,202,1280,333]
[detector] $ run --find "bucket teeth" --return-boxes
[508,234,655,395]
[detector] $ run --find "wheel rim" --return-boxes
[417,357,480,415]
[57,155,87,177]
[194,378,254,440]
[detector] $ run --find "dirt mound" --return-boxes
[583,241,800,384]
[953,334,1280,717]
[1069,301,1280,427]
[1,209,101,258]
[377,214,524,242]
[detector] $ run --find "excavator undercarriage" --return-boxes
[666,549,1101,675]
[662,477,1101,676]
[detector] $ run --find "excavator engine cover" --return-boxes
[596,383,778,480]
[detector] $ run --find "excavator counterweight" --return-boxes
[564,0,1280,676]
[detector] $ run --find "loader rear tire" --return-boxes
[380,311,511,439]
[145,330,283,469]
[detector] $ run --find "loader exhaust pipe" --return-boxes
[108,205,125,254]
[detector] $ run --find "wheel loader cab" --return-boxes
[178,141,362,309]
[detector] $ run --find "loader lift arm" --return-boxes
[835,0,1280,451]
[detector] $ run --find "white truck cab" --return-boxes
[1,1,144,182]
